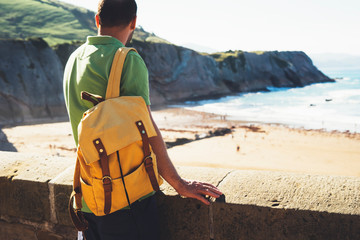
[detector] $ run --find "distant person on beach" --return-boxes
[63,0,222,239]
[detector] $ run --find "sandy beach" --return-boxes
[2,107,360,177]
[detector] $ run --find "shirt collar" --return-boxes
[86,36,125,47]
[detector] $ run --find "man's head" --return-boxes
[97,0,137,28]
[96,0,137,45]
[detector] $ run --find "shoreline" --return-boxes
[1,107,359,177]
[164,107,360,136]
[180,105,360,134]
[2,106,359,142]
[175,76,360,135]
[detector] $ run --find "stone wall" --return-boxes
[1,151,359,240]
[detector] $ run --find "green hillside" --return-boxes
[133,26,170,44]
[0,0,97,45]
[0,0,169,46]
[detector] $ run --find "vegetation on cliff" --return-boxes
[0,0,168,46]
[0,0,96,45]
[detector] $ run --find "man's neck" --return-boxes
[98,27,129,46]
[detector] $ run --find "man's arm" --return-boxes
[121,53,222,203]
[147,106,222,205]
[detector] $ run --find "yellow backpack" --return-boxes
[69,47,163,231]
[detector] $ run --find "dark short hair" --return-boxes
[97,0,137,28]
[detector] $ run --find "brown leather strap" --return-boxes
[81,91,105,106]
[136,121,151,156]
[73,154,83,210]
[69,154,88,231]
[69,149,88,231]
[93,138,112,215]
[144,156,160,192]
[69,191,88,231]
[135,121,160,192]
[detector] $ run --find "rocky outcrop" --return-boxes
[131,41,332,104]
[0,38,66,124]
[131,40,228,105]
[211,50,332,92]
[0,129,17,152]
[0,37,332,124]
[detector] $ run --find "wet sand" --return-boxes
[2,107,360,177]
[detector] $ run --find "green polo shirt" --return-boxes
[64,36,150,145]
[63,36,152,213]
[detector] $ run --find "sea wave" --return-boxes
[178,70,360,133]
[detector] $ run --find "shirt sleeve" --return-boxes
[120,51,151,105]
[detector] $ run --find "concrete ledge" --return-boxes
[1,151,359,239]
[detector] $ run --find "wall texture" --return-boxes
[1,151,359,240]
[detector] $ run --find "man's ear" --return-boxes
[129,16,137,31]
[95,14,100,29]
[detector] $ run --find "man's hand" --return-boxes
[174,179,223,205]
[147,106,223,205]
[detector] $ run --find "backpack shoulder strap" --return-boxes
[105,47,138,99]
[69,151,88,231]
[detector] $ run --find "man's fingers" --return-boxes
[201,182,219,188]
[193,193,210,206]
[204,186,223,196]
[197,182,223,196]
[198,189,220,199]
[178,179,223,205]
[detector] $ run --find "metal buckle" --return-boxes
[144,154,152,161]
[144,155,153,169]
[75,208,82,213]
[102,176,112,183]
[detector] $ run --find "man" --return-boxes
[63,0,222,239]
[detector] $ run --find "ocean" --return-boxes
[181,69,360,133]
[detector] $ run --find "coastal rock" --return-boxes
[131,40,229,105]
[131,41,332,104]
[0,38,332,124]
[208,50,331,92]
[0,129,17,152]
[0,38,66,124]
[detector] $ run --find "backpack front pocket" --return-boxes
[80,177,98,214]
[91,160,156,215]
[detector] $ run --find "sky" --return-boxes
[60,0,360,55]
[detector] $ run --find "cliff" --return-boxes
[0,0,332,124]
[0,38,66,124]
[131,40,227,105]
[209,50,331,91]
[131,40,332,105]
[0,37,332,124]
